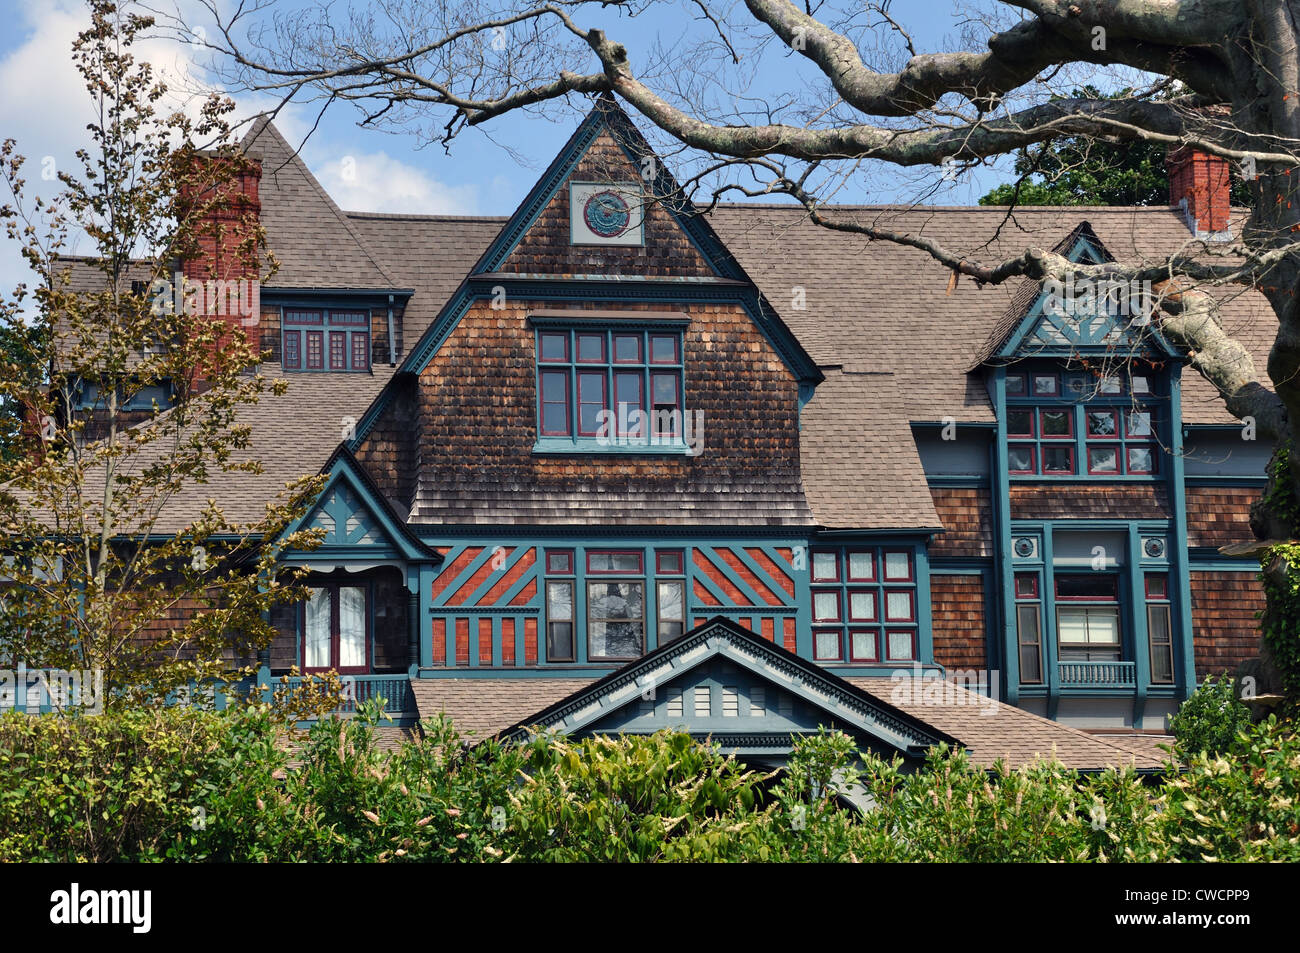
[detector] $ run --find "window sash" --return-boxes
[546,580,575,662]
[587,581,645,659]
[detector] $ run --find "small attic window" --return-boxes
[282,308,371,372]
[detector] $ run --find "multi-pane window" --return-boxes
[535,328,685,439]
[1005,369,1159,476]
[1014,572,1044,684]
[1055,574,1121,661]
[586,550,644,659]
[810,546,917,663]
[302,582,368,674]
[544,549,575,662]
[1146,573,1174,684]
[283,309,371,372]
[655,549,685,644]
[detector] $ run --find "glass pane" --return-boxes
[590,552,641,573]
[652,372,677,404]
[1057,607,1090,644]
[1099,376,1122,394]
[657,580,683,620]
[576,333,605,362]
[814,630,841,660]
[1005,374,1026,396]
[1131,375,1151,395]
[887,631,914,660]
[884,551,911,580]
[338,587,366,668]
[1040,410,1071,436]
[1127,410,1153,437]
[1085,608,1120,644]
[1089,446,1119,473]
[547,581,573,621]
[1056,575,1117,599]
[1032,374,1058,396]
[539,332,568,361]
[849,590,876,621]
[847,551,874,580]
[1016,605,1042,682]
[1014,573,1037,599]
[548,621,574,661]
[657,621,684,642]
[547,551,572,574]
[1128,446,1154,473]
[588,580,644,657]
[657,551,682,574]
[578,371,605,435]
[1042,446,1072,473]
[1146,573,1168,599]
[1148,606,1173,683]
[589,582,644,620]
[1008,445,1035,472]
[1007,409,1033,435]
[1087,411,1117,436]
[885,591,912,621]
[850,630,877,661]
[650,335,678,363]
[541,371,567,402]
[812,551,838,581]
[305,588,331,668]
[1019,644,1043,684]
[813,590,840,622]
[613,334,642,362]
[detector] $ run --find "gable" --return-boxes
[282,449,436,563]
[501,617,957,759]
[473,97,741,281]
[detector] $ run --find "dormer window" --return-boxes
[531,316,691,453]
[282,308,371,372]
[1004,367,1162,478]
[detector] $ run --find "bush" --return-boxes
[1170,674,1253,759]
[1,705,1296,862]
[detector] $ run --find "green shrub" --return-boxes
[1170,675,1253,759]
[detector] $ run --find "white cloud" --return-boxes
[314,149,479,215]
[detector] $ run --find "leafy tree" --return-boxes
[0,1,324,707]
[1169,674,1254,759]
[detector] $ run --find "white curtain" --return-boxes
[305,588,331,668]
[339,586,367,668]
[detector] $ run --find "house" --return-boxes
[53,97,1274,770]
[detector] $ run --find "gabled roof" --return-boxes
[496,616,959,758]
[410,617,1165,770]
[241,119,402,291]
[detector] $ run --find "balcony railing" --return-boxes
[1058,660,1137,689]
[280,673,413,715]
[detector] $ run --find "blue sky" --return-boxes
[0,0,1032,294]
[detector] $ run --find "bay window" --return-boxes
[810,546,918,664]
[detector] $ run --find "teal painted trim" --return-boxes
[531,437,694,455]
[915,543,934,664]
[926,475,989,488]
[992,367,1019,704]
[1184,475,1268,486]
[460,545,530,608]
[689,563,733,608]
[1041,528,1060,720]
[431,546,496,609]
[730,546,796,607]
[698,546,766,607]
[1168,368,1197,702]
[1127,528,1150,729]
[1188,560,1262,572]
[793,543,812,658]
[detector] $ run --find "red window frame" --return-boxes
[577,371,607,437]
[284,310,324,325]
[1126,445,1157,474]
[811,549,840,582]
[650,372,681,436]
[576,332,606,363]
[351,332,370,370]
[655,550,684,575]
[539,331,569,362]
[1014,572,1039,599]
[885,629,917,662]
[1144,573,1169,600]
[846,550,875,582]
[1038,408,1073,439]
[649,334,679,364]
[813,628,843,661]
[1041,445,1074,474]
[848,628,879,663]
[883,589,915,623]
[812,588,841,623]
[1005,373,1027,396]
[1007,444,1037,475]
[301,582,371,676]
[539,369,571,436]
[1086,444,1121,475]
[1006,408,1035,437]
[612,333,642,363]
[305,331,324,369]
[1085,409,1119,437]
[847,589,877,622]
[586,550,644,574]
[329,331,347,370]
[882,550,913,582]
[283,330,301,370]
[613,371,643,436]
[1031,373,1059,396]
[545,549,575,575]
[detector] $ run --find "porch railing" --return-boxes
[1057,660,1137,689]
[280,673,413,715]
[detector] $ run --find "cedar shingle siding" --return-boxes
[930,488,994,558]
[1186,485,1258,548]
[1191,571,1265,677]
[930,575,987,671]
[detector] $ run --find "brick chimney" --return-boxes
[177,153,263,359]
[1166,146,1231,237]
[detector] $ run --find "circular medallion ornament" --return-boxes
[583,189,632,238]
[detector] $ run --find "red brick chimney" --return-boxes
[1166,146,1231,236]
[177,153,263,360]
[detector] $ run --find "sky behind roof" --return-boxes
[0,0,1080,298]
